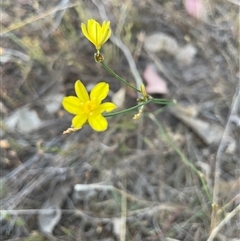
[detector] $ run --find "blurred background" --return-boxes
[0,0,239,240]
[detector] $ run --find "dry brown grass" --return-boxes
[0,0,239,240]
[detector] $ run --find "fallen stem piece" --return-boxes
[207,204,240,241]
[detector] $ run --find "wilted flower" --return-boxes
[140,83,148,99]
[62,80,116,132]
[133,106,144,120]
[81,19,111,51]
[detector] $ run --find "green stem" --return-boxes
[104,100,152,117]
[101,62,140,93]
[151,98,176,105]
[101,62,175,107]
[104,98,175,118]
[149,113,212,202]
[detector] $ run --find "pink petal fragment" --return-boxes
[143,65,168,94]
[184,0,206,20]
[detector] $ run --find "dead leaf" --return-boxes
[113,217,126,238]
[174,103,199,117]
[38,183,71,234]
[144,33,179,54]
[166,238,181,241]
[0,101,9,114]
[175,44,198,67]
[218,177,240,202]
[0,48,30,63]
[169,105,224,145]
[0,11,11,25]
[0,139,10,149]
[112,87,126,108]
[143,64,168,94]
[43,93,64,114]
[4,105,43,133]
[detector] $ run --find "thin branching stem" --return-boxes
[101,62,140,92]
[104,101,151,117]
[149,113,212,202]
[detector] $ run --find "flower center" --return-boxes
[83,100,97,114]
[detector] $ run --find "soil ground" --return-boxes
[0,0,239,240]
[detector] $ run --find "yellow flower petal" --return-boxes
[72,113,88,129]
[90,82,109,102]
[81,19,111,50]
[81,23,93,44]
[75,80,89,102]
[88,20,98,46]
[88,112,108,131]
[98,102,117,112]
[98,21,111,46]
[62,79,115,133]
[62,96,81,114]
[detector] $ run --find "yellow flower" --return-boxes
[81,19,111,51]
[62,80,116,132]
